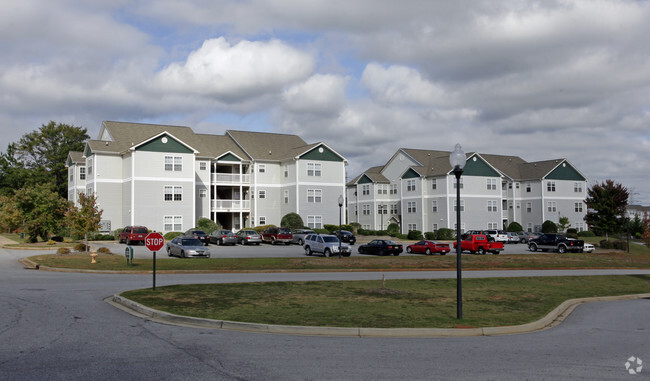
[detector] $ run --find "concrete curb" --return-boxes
[109,292,650,338]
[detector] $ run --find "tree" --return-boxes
[584,180,629,236]
[196,217,219,233]
[66,192,103,253]
[4,184,69,242]
[281,213,304,230]
[542,220,558,233]
[506,222,523,232]
[3,121,89,198]
[558,216,571,233]
[628,214,644,238]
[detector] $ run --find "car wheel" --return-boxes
[406,247,412,254]
[558,245,567,254]
[529,243,537,252]
[477,247,486,255]
[298,239,304,246]
[305,246,312,256]
[167,247,172,257]
[425,248,431,255]
[358,247,364,254]
[393,252,400,256]
[271,237,277,245]
[180,250,185,258]
[324,249,331,257]
[285,242,290,245]
[126,238,131,245]
[256,242,260,245]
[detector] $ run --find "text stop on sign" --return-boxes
[145,232,165,252]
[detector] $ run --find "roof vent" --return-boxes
[269,150,272,155]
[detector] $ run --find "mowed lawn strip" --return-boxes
[121,275,650,328]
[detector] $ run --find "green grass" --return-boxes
[121,275,650,328]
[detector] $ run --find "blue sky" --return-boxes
[1,0,649,205]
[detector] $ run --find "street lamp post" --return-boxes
[380,204,385,231]
[338,195,344,258]
[449,143,466,319]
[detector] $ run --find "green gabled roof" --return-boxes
[545,160,586,181]
[297,143,345,162]
[135,133,194,154]
[217,152,241,162]
[402,168,422,179]
[462,154,501,177]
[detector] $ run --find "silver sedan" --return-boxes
[166,237,211,258]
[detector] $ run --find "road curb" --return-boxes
[109,292,650,338]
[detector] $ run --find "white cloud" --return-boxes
[156,37,315,101]
[361,63,448,106]
[282,74,347,115]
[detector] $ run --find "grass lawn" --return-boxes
[121,275,650,328]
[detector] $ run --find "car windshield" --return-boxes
[279,228,291,234]
[133,227,147,233]
[323,236,339,243]
[181,238,202,246]
[193,231,206,235]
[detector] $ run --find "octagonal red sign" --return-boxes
[144,232,165,252]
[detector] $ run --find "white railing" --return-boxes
[211,173,250,184]
[211,199,251,211]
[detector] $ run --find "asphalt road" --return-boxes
[1,246,649,380]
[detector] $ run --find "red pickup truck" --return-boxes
[453,234,504,255]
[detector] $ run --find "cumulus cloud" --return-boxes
[361,63,448,107]
[156,37,315,101]
[282,74,347,115]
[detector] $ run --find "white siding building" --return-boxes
[67,121,347,233]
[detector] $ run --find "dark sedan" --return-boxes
[336,230,356,245]
[357,239,403,256]
[184,229,210,246]
[406,240,450,255]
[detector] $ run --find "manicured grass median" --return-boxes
[121,275,650,328]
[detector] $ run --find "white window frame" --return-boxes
[547,181,556,192]
[454,199,465,212]
[390,184,398,194]
[488,200,498,212]
[284,190,289,204]
[307,215,323,229]
[454,178,464,189]
[199,189,207,198]
[432,200,438,213]
[547,201,557,212]
[199,162,207,171]
[487,179,497,190]
[307,162,321,177]
[575,202,583,213]
[407,201,416,213]
[362,185,370,196]
[258,164,266,173]
[259,216,266,225]
[407,179,416,192]
[574,182,583,193]
[362,204,371,215]
[258,190,266,199]
[79,167,86,180]
[307,189,322,203]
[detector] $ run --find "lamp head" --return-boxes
[449,143,466,171]
[338,195,344,207]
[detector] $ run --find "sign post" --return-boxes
[144,232,165,290]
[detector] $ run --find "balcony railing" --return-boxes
[211,199,251,211]
[211,173,250,184]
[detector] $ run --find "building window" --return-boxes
[454,199,465,212]
[407,179,416,192]
[407,201,416,213]
[575,202,583,213]
[165,186,182,201]
[390,184,398,194]
[526,202,532,213]
[258,190,266,199]
[199,189,207,198]
[431,179,437,190]
[487,222,498,229]
[362,204,371,215]
[527,223,533,232]
[407,223,417,232]
[199,162,207,171]
[526,182,531,192]
[87,158,93,175]
[487,179,497,190]
[307,216,322,229]
[377,184,388,195]
[516,182,520,189]
[165,156,182,171]
[547,201,557,212]
[432,224,438,232]
[284,190,289,204]
[454,178,464,189]
[307,162,321,176]
[258,164,265,173]
[432,200,438,212]
[574,182,583,193]
[284,166,288,178]
[362,185,370,195]
[164,216,182,231]
[164,186,173,201]
[377,204,388,214]
[79,167,86,180]
[390,204,398,214]
[547,181,556,192]
[307,189,322,203]
[488,200,498,212]
[259,216,266,225]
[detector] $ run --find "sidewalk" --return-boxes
[0,235,18,246]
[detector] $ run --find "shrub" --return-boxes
[506,222,523,232]
[407,230,423,240]
[424,232,436,240]
[56,247,71,255]
[566,228,578,235]
[73,243,87,252]
[97,247,111,254]
[163,232,183,240]
[349,222,361,233]
[47,240,57,245]
[253,225,275,234]
[314,228,329,234]
[197,218,219,234]
[386,223,400,235]
[281,213,304,230]
[599,240,628,251]
[542,220,558,233]
[434,228,455,240]
[578,230,595,237]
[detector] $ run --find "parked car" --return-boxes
[528,233,584,253]
[166,237,211,258]
[485,229,508,243]
[119,226,149,245]
[335,230,357,245]
[454,234,504,255]
[462,230,494,242]
[583,242,595,253]
[292,229,316,245]
[506,232,520,244]
[261,227,293,245]
[358,239,403,256]
[184,229,210,246]
[406,240,450,255]
[208,229,237,245]
[517,231,537,244]
[303,234,351,257]
[235,229,262,245]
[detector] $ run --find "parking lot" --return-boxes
[99,240,533,259]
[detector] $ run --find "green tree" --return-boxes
[281,213,304,230]
[5,184,69,242]
[558,216,571,233]
[506,222,523,232]
[196,217,219,233]
[3,121,89,198]
[628,214,644,238]
[542,220,558,233]
[584,180,629,236]
[65,192,103,253]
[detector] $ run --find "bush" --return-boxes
[196,218,219,234]
[424,232,436,240]
[314,228,330,234]
[96,247,111,254]
[163,231,183,240]
[51,236,64,242]
[599,240,628,251]
[56,247,71,255]
[506,222,523,232]
[281,213,304,230]
[253,225,275,234]
[434,228,455,240]
[349,222,361,233]
[407,230,423,240]
[324,224,354,234]
[542,220,558,233]
[578,230,595,237]
[46,240,57,245]
[73,243,87,252]
[386,223,400,235]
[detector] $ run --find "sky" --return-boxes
[1,0,649,205]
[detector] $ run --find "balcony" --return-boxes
[211,199,251,212]
[211,173,250,184]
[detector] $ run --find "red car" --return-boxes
[406,240,450,255]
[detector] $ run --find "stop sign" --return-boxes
[144,232,165,252]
